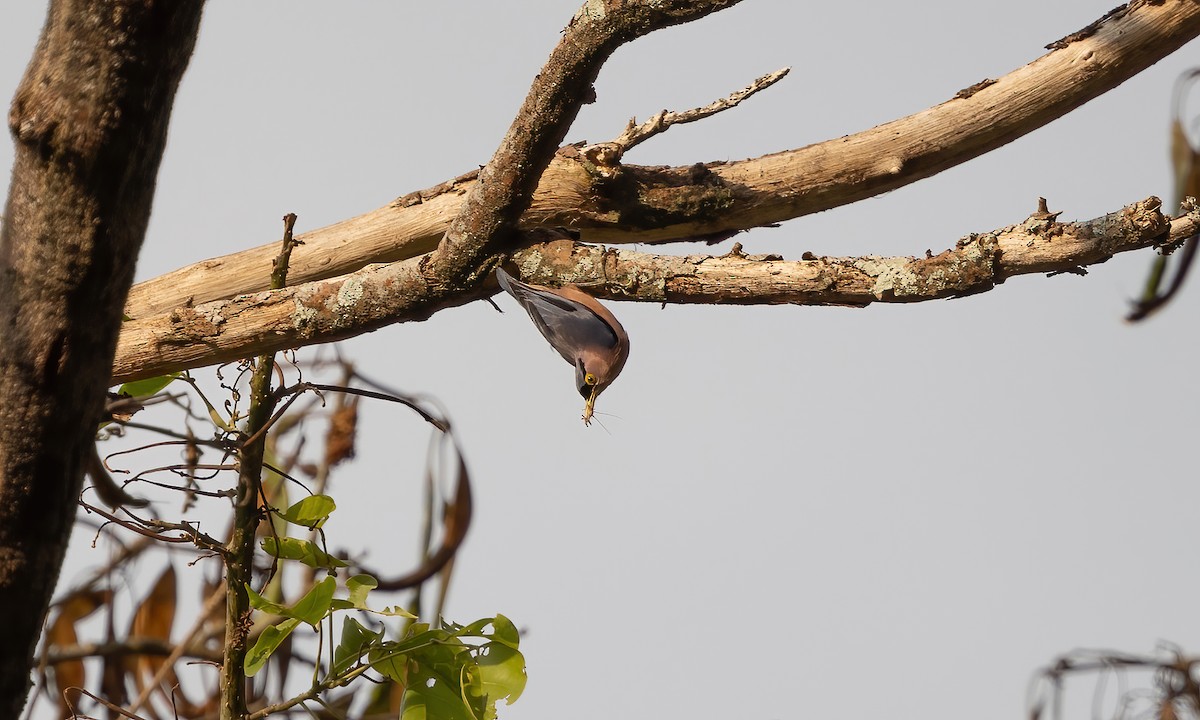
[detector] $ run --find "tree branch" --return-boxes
[123,0,1200,320]
[111,196,1193,383]
[419,0,747,296]
[42,637,223,666]
[512,196,1192,305]
[582,66,791,175]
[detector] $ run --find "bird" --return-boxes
[496,267,629,425]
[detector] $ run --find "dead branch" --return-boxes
[111,196,1193,383]
[581,66,791,177]
[509,196,1187,306]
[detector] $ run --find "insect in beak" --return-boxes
[582,385,600,426]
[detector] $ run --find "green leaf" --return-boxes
[368,625,454,686]
[246,576,336,627]
[477,643,526,712]
[487,614,520,650]
[327,575,414,617]
[369,645,409,685]
[289,576,337,626]
[449,618,491,637]
[334,616,382,676]
[401,665,478,720]
[245,617,300,676]
[246,585,290,616]
[375,604,417,618]
[117,373,180,398]
[411,636,484,720]
[260,536,348,569]
[280,495,336,528]
[346,574,377,607]
[381,627,454,658]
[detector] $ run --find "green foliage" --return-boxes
[344,574,376,607]
[280,494,336,529]
[245,577,336,676]
[260,536,348,569]
[334,616,382,675]
[245,499,525,717]
[372,616,527,720]
[117,372,179,398]
[245,617,301,677]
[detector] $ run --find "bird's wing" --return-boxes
[496,268,619,365]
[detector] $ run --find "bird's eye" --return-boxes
[584,373,598,386]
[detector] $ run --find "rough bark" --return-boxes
[108,197,1195,383]
[123,0,1200,320]
[0,1,204,712]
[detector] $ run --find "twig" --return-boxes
[271,213,301,290]
[613,67,790,153]
[78,501,198,544]
[244,664,373,720]
[63,687,153,720]
[141,518,228,552]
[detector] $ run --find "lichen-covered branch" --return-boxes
[512,197,1189,305]
[124,0,1200,320]
[111,197,1193,383]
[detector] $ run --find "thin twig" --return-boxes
[63,686,153,720]
[613,67,790,153]
[78,501,197,544]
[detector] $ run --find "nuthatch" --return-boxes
[496,267,629,425]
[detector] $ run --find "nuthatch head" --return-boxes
[496,267,629,425]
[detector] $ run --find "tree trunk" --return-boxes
[0,1,204,712]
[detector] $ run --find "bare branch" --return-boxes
[124,0,1200,319]
[511,197,1189,306]
[617,67,790,151]
[42,637,222,665]
[111,196,1191,383]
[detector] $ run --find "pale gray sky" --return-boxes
[4,2,1199,719]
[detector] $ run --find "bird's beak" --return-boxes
[582,385,599,426]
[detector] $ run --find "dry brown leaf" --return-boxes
[47,590,108,718]
[128,565,177,716]
[1171,116,1200,205]
[323,393,359,468]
